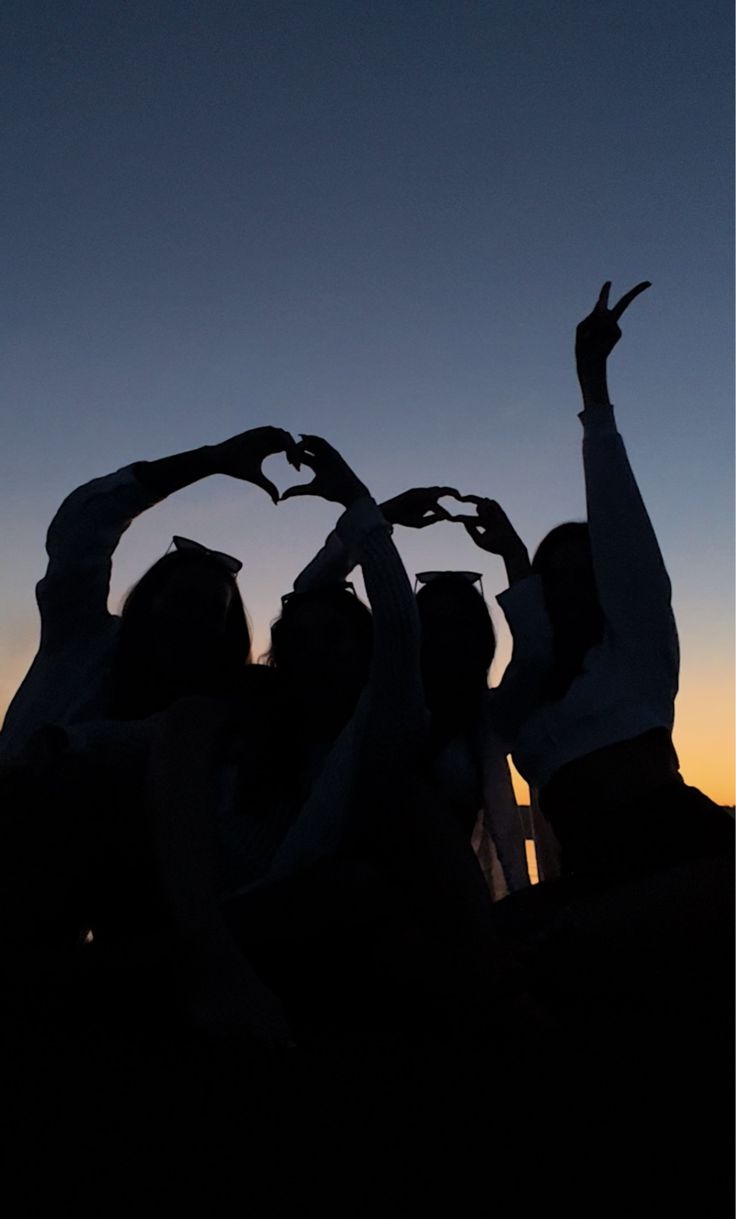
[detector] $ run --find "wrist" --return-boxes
[201,443,225,476]
[503,544,531,586]
[576,363,610,408]
[134,445,219,497]
[341,480,370,508]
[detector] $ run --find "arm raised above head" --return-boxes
[573,283,676,655]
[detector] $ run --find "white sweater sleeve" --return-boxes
[292,527,354,592]
[581,405,678,667]
[0,467,164,762]
[489,575,555,744]
[36,465,163,650]
[342,500,425,742]
[269,498,426,875]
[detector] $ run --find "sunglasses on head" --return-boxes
[414,570,485,597]
[280,580,357,608]
[168,535,243,575]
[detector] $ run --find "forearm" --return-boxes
[38,465,168,645]
[344,506,425,735]
[293,530,354,593]
[582,405,674,636]
[501,541,531,587]
[133,445,219,499]
[492,575,555,740]
[576,359,611,409]
[272,508,425,877]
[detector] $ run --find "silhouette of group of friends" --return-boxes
[1,283,732,1205]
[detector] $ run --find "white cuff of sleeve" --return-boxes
[497,574,550,641]
[335,496,391,548]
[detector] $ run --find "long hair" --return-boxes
[416,574,496,675]
[416,574,495,742]
[109,550,251,719]
[532,521,605,701]
[266,584,373,677]
[531,521,592,581]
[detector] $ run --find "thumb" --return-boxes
[250,473,280,505]
[279,482,317,502]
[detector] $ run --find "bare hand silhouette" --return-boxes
[576,280,651,406]
[575,280,651,364]
[443,496,522,555]
[280,435,369,508]
[380,486,459,528]
[209,427,300,504]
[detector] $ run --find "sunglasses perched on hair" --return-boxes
[414,570,485,597]
[168,535,243,575]
[280,580,357,608]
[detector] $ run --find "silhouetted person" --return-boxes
[405,491,538,897]
[291,479,532,897]
[489,281,733,876]
[264,434,427,875]
[0,426,296,762]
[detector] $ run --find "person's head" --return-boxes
[532,522,605,698]
[110,548,251,718]
[267,584,373,734]
[532,522,604,645]
[415,574,495,716]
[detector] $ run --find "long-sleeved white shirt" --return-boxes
[500,403,679,791]
[0,466,160,764]
[267,496,428,877]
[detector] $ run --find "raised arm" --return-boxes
[292,484,459,593]
[443,496,531,587]
[282,441,426,734]
[575,282,676,648]
[271,440,427,872]
[37,427,296,650]
[439,495,553,737]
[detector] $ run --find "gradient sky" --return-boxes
[2,0,733,802]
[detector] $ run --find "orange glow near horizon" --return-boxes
[1,636,733,808]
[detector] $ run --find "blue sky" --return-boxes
[1,0,733,798]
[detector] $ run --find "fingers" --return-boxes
[279,482,318,501]
[432,486,461,500]
[597,281,612,310]
[477,499,504,521]
[463,521,484,544]
[288,447,317,473]
[271,427,297,450]
[285,439,302,470]
[416,511,447,528]
[454,493,497,509]
[444,512,479,524]
[252,474,280,505]
[250,426,297,453]
[611,280,651,320]
[297,433,335,457]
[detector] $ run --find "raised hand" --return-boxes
[576,280,651,407]
[279,435,369,508]
[445,496,531,585]
[444,496,517,551]
[380,486,459,529]
[209,426,300,504]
